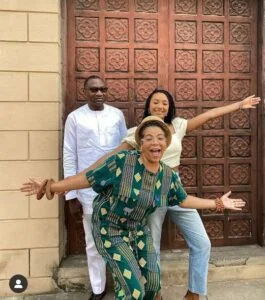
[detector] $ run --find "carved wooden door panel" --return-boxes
[66,0,258,254]
[168,0,258,247]
[65,0,170,254]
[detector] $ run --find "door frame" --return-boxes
[257,0,265,246]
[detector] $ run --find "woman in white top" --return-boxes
[85,89,260,300]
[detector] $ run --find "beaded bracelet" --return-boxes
[36,178,55,200]
[215,198,225,213]
[36,179,48,200]
[45,179,55,200]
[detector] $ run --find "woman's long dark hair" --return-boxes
[143,89,176,124]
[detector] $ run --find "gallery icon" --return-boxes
[9,274,28,293]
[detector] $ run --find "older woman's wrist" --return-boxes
[45,179,55,200]
[215,198,225,213]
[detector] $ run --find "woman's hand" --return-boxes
[240,95,261,109]
[221,191,245,211]
[20,178,45,197]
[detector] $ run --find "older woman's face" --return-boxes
[149,93,169,120]
[140,126,167,163]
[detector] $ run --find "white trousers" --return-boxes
[83,213,106,294]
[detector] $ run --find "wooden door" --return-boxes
[65,0,259,254]
[168,0,258,247]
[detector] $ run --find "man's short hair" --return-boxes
[84,75,103,88]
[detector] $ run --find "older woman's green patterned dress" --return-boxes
[86,150,187,300]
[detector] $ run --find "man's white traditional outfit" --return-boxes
[63,103,127,294]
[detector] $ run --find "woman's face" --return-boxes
[149,92,169,120]
[140,125,167,164]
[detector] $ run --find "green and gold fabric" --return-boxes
[86,150,187,300]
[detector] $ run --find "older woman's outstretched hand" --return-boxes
[20,178,45,197]
[221,191,245,211]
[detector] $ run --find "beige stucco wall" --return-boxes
[0,0,62,296]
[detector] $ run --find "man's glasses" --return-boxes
[87,87,108,93]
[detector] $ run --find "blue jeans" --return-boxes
[147,205,211,295]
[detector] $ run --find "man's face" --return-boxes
[84,78,108,111]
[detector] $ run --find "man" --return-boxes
[63,75,127,300]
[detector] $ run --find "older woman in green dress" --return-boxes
[21,116,245,300]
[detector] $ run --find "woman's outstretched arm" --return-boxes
[21,173,89,197]
[180,191,245,211]
[186,95,261,132]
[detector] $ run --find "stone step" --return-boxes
[56,245,265,293]
[2,279,265,300]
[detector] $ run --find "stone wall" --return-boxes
[0,0,62,296]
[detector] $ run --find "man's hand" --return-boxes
[68,198,83,222]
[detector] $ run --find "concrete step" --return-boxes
[2,279,265,300]
[161,245,265,286]
[56,245,265,293]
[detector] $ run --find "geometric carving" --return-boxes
[76,0,100,10]
[203,0,224,16]
[203,137,224,158]
[135,19,158,43]
[230,23,251,44]
[202,79,224,101]
[203,51,224,72]
[202,22,224,44]
[135,108,144,125]
[135,79,158,102]
[182,136,197,158]
[175,0,197,14]
[229,79,251,101]
[105,49,129,72]
[179,165,197,187]
[204,220,224,239]
[229,164,250,185]
[175,21,197,43]
[229,0,250,16]
[174,227,185,242]
[176,108,197,120]
[105,18,129,41]
[135,0,158,12]
[106,0,129,11]
[76,17,99,41]
[202,165,224,186]
[229,220,251,238]
[76,78,86,101]
[175,80,197,101]
[121,108,129,126]
[230,51,250,73]
[230,110,250,129]
[175,50,197,72]
[105,79,129,101]
[203,108,224,130]
[229,136,250,157]
[76,48,99,71]
[135,49,158,72]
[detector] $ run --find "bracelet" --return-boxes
[215,198,225,213]
[45,178,55,200]
[239,101,244,110]
[36,179,48,200]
